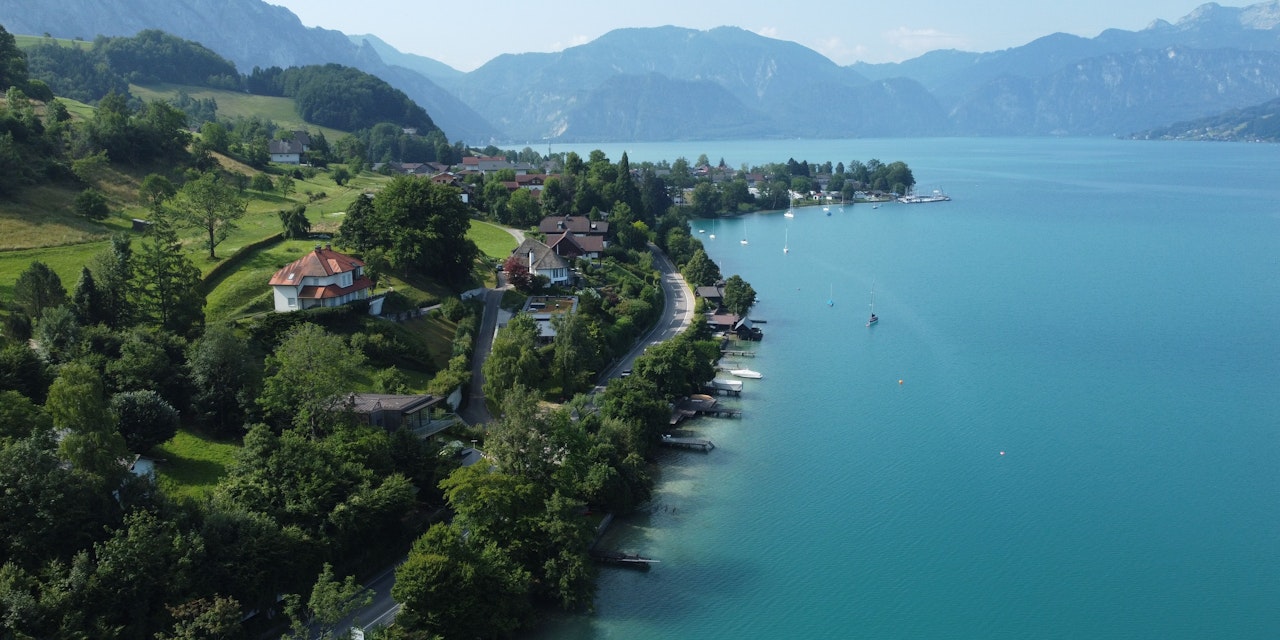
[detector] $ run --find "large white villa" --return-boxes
[268,245,373,312]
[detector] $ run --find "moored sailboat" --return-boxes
[867,283,878,326]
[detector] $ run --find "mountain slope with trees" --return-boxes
[5,0,1280,141]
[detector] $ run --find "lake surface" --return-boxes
[536,138,1280,639]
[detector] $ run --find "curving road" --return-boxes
[598,243,695,383]
[341,240,693,638]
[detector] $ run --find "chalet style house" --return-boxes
[511,237,571,285]
[538,215,608,260]
[268,245,373,312]
[268,131,311,164]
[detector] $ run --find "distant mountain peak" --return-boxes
[1176,1,1280,30]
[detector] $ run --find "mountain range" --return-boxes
[3,0,1279,142]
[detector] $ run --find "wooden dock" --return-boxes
[660,434,714,452]
[591,550,660,570]
[721,349,756,358]
[670,395,742,424]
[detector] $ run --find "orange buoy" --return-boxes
[898,379,904,385]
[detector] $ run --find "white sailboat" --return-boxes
[867,282,879,326]
[827,284,834,307]
[740,217,749,245]
[783,227,789,254]
[783,193,795,218]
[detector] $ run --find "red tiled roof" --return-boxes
[297,277,373,299]
[268,246,366,286]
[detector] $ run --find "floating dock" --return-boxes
[591,550,660,570]
[660,434,715,452]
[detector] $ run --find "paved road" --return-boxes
[597,243,695,383]
[338,242,693,637]
[458,281,504,425]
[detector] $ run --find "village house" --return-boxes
[511,237,571,285]
[348,392,445,433]
[521,295,579,344]
[268,131,311,164]
[537,214,608,241]
[504,174,547,192]
[267,244,373,313]
[460,155,513,174]
[547,231,604,260]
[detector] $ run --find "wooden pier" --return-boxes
[591,550,660,570]
[660,434,715,452]
[721,349,756,358]
[669,395,742,424]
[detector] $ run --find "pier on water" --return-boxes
[660,434,715,452]
[669,395,742,425]
[590,550,660,570]
[721,349,756,358]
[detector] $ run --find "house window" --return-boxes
[340,272,352,287]
[288,298,297,308]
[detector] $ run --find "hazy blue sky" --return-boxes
[268,0,1212,71]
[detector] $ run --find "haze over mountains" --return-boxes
[3,0,1279,142]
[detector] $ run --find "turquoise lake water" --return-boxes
[537,138,1280,639]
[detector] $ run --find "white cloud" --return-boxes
[755,26,780,39]
[548,34,593,53]
[814,36,857,65]
[883,27,970,57]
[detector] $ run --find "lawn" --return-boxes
[203,237,321,322]
[153,429,240,502]
[468,219,519,259]
[130,83,349,141]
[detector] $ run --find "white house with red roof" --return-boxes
[268,244,373,312]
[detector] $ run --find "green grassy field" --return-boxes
[13,34,93,50]
[153,429,240,502]
[468,219,519,258]
[130,83,349,141]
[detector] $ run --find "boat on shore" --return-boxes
[729,368,763,379]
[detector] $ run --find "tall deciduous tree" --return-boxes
[339,176,479,284]
[187,323,258,436]
[110,390,179,454]
[393,522,532,640]
[281,563,372,640]
[482,313,543,407]
[682,249,721,287]
[722,274,757,317]
[170,172,247,259]
[139,173,176,212]
[46,361,127,486]
[277,203,311,239]
[257,323,364,436]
